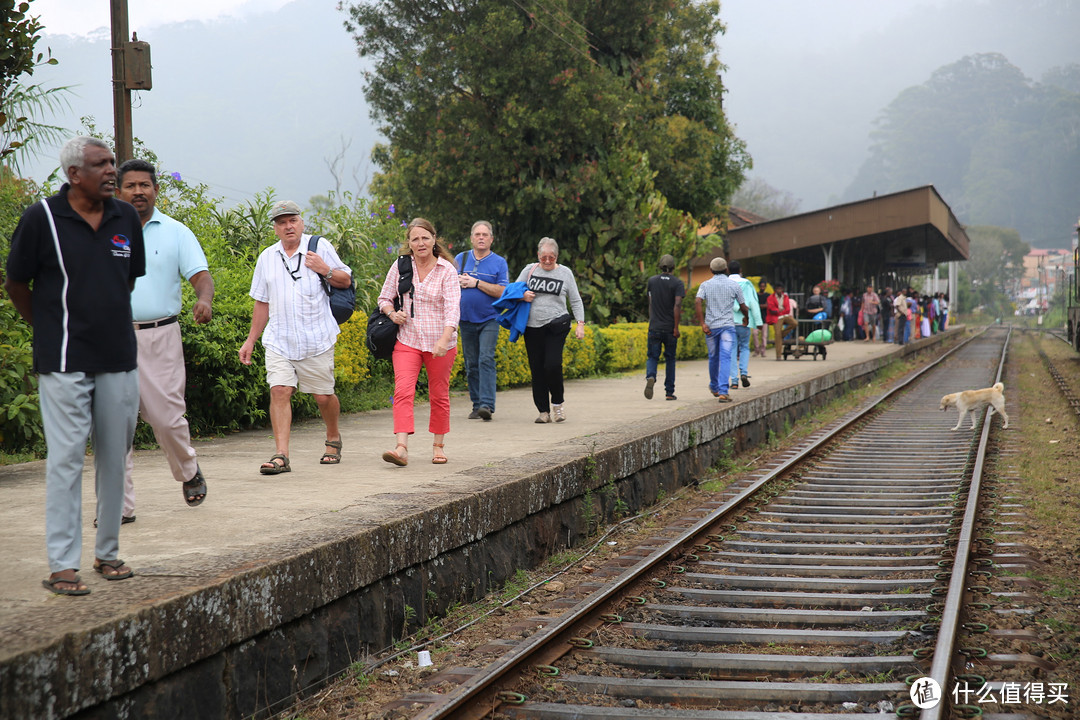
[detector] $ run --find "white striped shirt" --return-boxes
[249,235,350,360]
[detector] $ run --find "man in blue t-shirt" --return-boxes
[455,221,509,420]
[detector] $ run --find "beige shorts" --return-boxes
[265,346,336,395]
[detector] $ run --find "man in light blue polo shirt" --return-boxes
[694,257,747,403]
[727,259,762,391]
[455,221,508,420]
[118,160,214,517]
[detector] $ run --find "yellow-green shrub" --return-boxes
[492,327,532,387]
[596,323,649,372]
[675,325,707,359]
[334,314,372,386]
[563,324,604,379]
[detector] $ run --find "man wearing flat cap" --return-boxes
[239,200,352,474]
[694,256,747,403]
[644,254,685,401]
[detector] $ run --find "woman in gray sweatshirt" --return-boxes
[517,237,586,423]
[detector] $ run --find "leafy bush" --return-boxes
[0,300,42,451]
[596,324,649,372]
[0,171,44,452]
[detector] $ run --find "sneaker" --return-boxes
[535,412,552,424]
[717,394,732,403]
[552,404,566,422]
[741,374,750,387]
[665,395,677,401]
[644,376,655,399]
[477,406,492,421]
[468,409,481,419]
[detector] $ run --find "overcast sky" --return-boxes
[19,0,1080,218]
[29,0,292,36]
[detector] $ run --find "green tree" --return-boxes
[342,0,748,321]
[732,177,801,219]
[845,53,1080,247]
[957,224,1029,316]
[1,0,59,165]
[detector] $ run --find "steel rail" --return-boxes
[920,327,1011,720]
[415,333,981,720]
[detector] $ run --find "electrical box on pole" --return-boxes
[124,40,152,90]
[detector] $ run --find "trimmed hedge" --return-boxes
[328,319,709,402]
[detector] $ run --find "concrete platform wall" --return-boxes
[3,332,958,720]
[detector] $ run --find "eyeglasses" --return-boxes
[278,250,302,281]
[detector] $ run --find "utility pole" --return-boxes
[110,0,152,164]
[110,0,132,163]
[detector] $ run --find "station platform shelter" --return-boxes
[689,185,971,299]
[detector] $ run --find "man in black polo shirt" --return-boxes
[4,136,145,595]
[644,254,685,401]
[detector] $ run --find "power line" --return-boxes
[507,0,596,65]
[529,0,602,51]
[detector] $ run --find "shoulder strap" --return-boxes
[307,236,332,296]
[396,255,415,316]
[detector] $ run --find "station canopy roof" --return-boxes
[697,185,970,275]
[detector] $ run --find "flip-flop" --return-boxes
[183,466,207,506]
[320,439,342,464]
[93,559,134,581]
[42,574,90,596]
[260,454,290,475]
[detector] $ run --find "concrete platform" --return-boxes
[0,332,958,719]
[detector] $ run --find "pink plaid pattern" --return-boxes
[378,256,460,352]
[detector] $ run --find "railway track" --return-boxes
[406,328,1034,720]
[1026,329,1080,419]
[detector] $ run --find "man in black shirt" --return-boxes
[644,254,685,400]
[5,137,145,595]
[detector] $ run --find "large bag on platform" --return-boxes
[365,256,414,360]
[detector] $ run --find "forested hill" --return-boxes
[843,53,1080,248]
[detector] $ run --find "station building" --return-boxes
[688,185,971,304]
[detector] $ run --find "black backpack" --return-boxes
[365,256,414,360]
[308,235,356,324]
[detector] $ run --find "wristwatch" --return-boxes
[324,268,334,281]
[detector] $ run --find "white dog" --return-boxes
[939,382,1009,431]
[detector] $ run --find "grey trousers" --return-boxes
[39,370,139,573]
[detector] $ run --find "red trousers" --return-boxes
[392,342,457,435]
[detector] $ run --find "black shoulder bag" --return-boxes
[366,256,414,360]
[308,235,356,324]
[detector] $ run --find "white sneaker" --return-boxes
[552,404,565,422]
[535,412,551,424]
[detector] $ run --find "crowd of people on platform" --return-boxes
[4,136,955,596]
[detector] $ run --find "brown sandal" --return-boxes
[432,443,447,465]
[382,443,408,467]
[320,439,342,464]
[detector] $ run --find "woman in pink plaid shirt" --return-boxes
[377,218,461,466]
